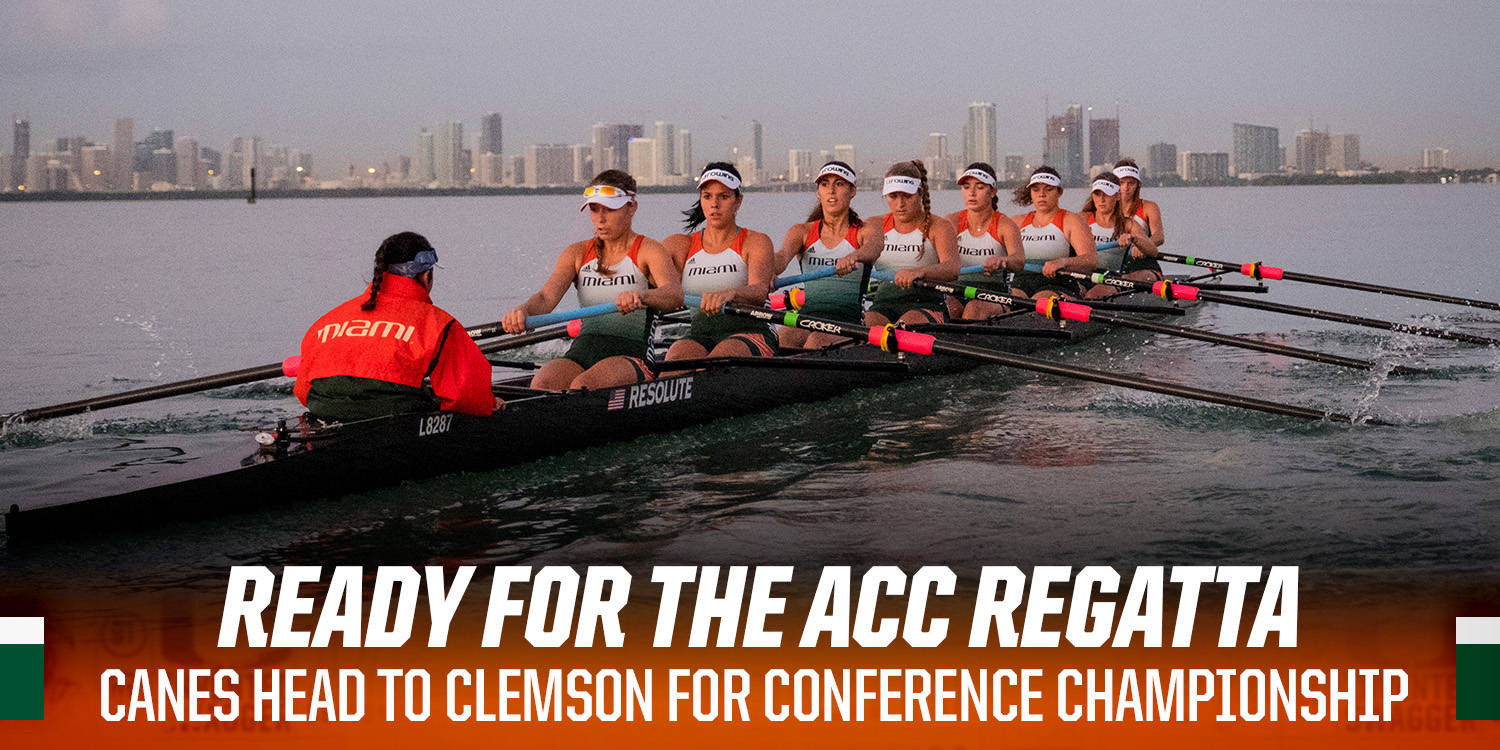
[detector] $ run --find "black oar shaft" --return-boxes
[1077,273,1500,347]
[5,362,286,423]
[1158,252,1500,311]
[917,278,1394,373]
[724,303,1365,425]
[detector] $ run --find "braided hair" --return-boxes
[362,231,433,311]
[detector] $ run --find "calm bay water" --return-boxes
[0,185,1497,596]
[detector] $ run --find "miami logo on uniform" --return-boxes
[315,319,416,343]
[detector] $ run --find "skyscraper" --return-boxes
[592,123,643,172]
[924,132,955,183]
[11,118,29,190]
[413,128,435,185]
[571,144,593,185]
[1063,104,1085,183]
[1176,151,1229,182]
[112,118,133,190]
[964,102,997,167]
[433,121,464,187]
[1422,148,1450,170]
[1294,129,1330,174]
[479,113,503,157]
[175,137,200,188]
[677,130,694,175]
[787,149,816,182]
[1043,115,1068,174]
[654,121,676,177]
[627,137,658,186]
[1232,123,1280,177]
[1328,133,1360,171]
[524,144,573,187]
[1088,117,1119,171]
[1004,154,1025,182]
[1147,142,1177,178]
[833,144,857,169]
[748,121,763,176]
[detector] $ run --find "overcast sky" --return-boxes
[3,0,1498,171]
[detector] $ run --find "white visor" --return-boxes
[1091,179,1120,196]
[697,168,742,191]
[580,189,635,211]
[816,163,856,184]
[882,175,922,195]
[1028,172,1062,188]
[959,168,997,187]
[1113,165,1141,181]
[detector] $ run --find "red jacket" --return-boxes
[294,274,495,416]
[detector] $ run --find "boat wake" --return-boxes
[1,409,277,449]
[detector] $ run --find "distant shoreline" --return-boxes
[2,169,1494,204]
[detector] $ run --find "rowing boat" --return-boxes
[2,287,1186,538]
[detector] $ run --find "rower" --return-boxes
[771,160,868,348]
[1007,166,1096,300]
[840,160,959,326]
[943,162,1025,319]
[1113,159,1165,247]
[501,170,682,390]
[663,163,778,361]
[294,231,497,421]
[1081,172,1162,299]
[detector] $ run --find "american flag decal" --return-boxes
[607,388,627,411]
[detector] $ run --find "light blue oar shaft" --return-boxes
[525,302,620,328]
[772,268,838,288]
[871,266,984,282]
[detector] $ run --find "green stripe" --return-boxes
[1185,256,1197,265]
[0,643,43,720]
[1458,643,1500,720]
[784,312,799,327]
[964,287,976,300]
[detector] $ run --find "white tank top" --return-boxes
[681,228,749,295]
[873,214,936,273]
[575,235,648,306]
[955,211,1003,268]
[1087,213,1148,272]
[1017,209,1073,263]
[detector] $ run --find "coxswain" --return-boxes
[294,231,496,421]
[771,160,868,348]
[1081,171,1161,299]
[839,160,958,326]
[1113,158,1165,246]
[943,162,1025,319]
[664,163,778,361]
[1007,166,1096,300]
[501,170,681,390]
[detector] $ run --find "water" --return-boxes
[1,185,1497,597]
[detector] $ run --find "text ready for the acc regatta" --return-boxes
[89,565,1414,725]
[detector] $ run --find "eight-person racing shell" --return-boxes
[680,228,777,355]
[795,220,868,322]
[294,273,495,421]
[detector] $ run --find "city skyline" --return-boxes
[2,1,1497,172]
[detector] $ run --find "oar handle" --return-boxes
[524,302,621,328]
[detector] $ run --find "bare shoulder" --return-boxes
[927,214,957,234]
[661,232,691,256]
[744,229,775,250]
[943,209,965,224]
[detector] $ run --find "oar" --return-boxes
[718,303,1375,425]
[910,277,1423,375]
[1065,272,1500,347]
[1,316,587,425]
[1154,252,1500,312]
[867,269,1183,315]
